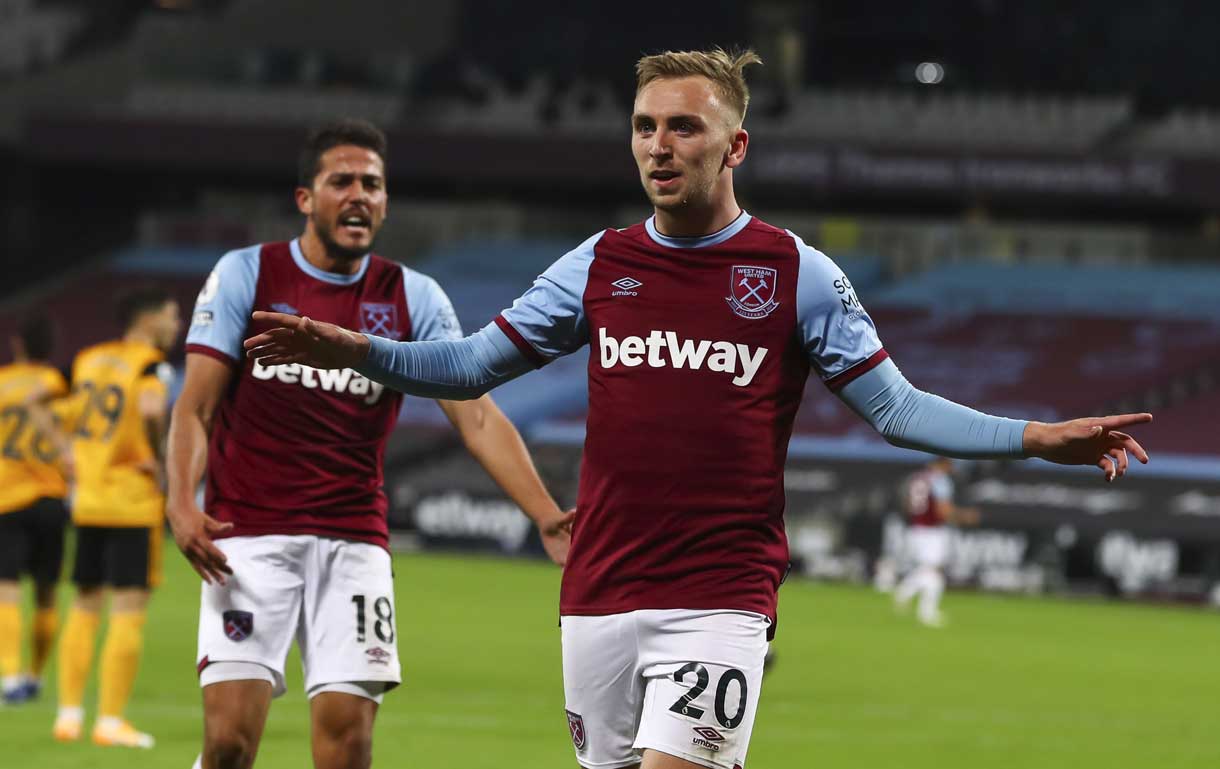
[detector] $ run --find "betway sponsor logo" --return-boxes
[250,359,387,405]
[598,328,767,387]
[968,479,1140,516]
[1097,531,1179,592]
[415,492,532,551]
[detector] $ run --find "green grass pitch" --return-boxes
[3,541,1217,768]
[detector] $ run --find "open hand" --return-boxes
[1023,413,1152,482]
[243,311,370,370]
[166,502,235,585]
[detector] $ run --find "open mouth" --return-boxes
[339,212,371,235]
[649,169,681,189]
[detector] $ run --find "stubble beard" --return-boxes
[314,214,377,262]
[645,171,714,214]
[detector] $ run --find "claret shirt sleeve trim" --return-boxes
[495,230,603,362]
[494,315,548,368]
[789,230,887,383]
[825,348,890,392]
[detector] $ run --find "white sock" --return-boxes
[894,570,920,606]
[874,558,897,592]
[97,715,124,730]
[2,674,22,691]
[918,569,945,620]
[191,754,203,769]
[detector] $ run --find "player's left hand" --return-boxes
[1023,413,1152,481]
[243,311,370,369]
[538,508,576,567]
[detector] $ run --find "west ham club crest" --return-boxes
[725,265,780,320]
[222,610,254,642]
[359,302,402,339]
[565,710,587,750]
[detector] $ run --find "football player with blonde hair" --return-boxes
[246,48,1151,769]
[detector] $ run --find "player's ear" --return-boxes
[295,186,313,216]
[725,127,748,169]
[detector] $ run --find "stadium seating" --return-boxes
[6,239,1217,458]
[1128,109,1220,157]
[0,0,85,77]
[761,90,1132,151]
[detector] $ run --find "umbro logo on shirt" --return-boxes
[611,276,642,297]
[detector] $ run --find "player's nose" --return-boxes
[648,128,672,158]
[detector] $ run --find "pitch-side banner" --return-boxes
[781,458,1220,602]
[385,440,1220,603]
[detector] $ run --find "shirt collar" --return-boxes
[644,211,751,249]
[290,238,369,285]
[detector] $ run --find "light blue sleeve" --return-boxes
[497,231,603,361]
[837,358,1028,459]
[791,231,885,382]
[352,231,604,398]
[357,322,533,400]
[402,267,463,342]
[185,245,260,362]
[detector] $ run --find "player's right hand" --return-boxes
[538,508,576,567]
[243,311,371,370]
[166,503,234,585]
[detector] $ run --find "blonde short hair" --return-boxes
[635,47,763,126]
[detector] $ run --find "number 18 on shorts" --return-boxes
[561,609,768,769]
[196,535,402,697]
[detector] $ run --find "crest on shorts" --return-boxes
[565,709,587,750]
[365,647,392,666]
[692,725,726,751]
[725,265,780,320]
[359,302,402,339]
[222,610,253,642]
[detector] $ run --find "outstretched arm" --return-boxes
[243,312,535,399]
[246,234,597,396]
[437,397,573,566]
[838,359,1150,481]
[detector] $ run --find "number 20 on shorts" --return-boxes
[668,663,749,729]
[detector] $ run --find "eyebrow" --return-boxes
[326,171,383,181]
[631,113,704,125]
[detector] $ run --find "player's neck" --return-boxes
[652,197,742,239]
[123,328,156,349]
[299,229,365,275]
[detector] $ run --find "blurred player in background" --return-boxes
[0,317,70,704]
[46,288,180,748]
[893,457,978,628]
[244,50,1150,769]
[168,120,569,769]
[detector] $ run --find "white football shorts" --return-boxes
[907,526,951,569]
[561,609,770,769]
[196,534,401,699]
